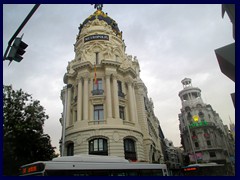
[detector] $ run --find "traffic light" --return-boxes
[7,36,28,62]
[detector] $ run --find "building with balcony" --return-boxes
[164,139,183,175]
[178,78,231,164]
[59,6,164,163]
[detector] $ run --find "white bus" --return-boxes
[19,154,169,176]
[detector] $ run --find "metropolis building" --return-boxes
[59,6,164,163]
[178,78,232,164]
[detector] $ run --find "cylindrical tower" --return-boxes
[59,6,164,164]
[178,78,230,164]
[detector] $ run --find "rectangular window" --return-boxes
[96,52,99,64]
[75,110,77,122]
[119,106,125,120]
[209,152,216,157]
[192,131,196,136]
[99,139,103,151]
[117,80,122,92]
[195,142,199,148]
[94,140,98,151]
[92,79,104,95]
[93,79,103,90]
[207,140,211,146]
[94,105,104,121]
[117,81,125,97]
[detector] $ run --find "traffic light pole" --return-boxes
[3,4,40,61]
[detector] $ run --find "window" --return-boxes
[207,140,211,146]
[124,138,136,161]
[187,112,192,121]
[74,110,77,122]
[67,143,74,156]
[209,152,216,157]
[192,131,196,136]
[93,79,102,90]
[118,81,125,97]
[89,138,108,155]
[117,80,122,92]
[195,142,199,148]
[94,105,104,121]
[92,79,104,95]
[95,52,99,64]
[183,94,188,101]
[119,106,125,120]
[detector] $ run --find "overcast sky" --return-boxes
[3,4,235,154]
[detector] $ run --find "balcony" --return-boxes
[88,120,107,125]
[91,89,104,96]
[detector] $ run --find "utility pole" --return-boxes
[3,4,40,64]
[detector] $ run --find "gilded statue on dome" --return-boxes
[92,4,103,11]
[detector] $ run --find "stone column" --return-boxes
[83,76,89,120]
[127,81,135,122]
[77,77,83,121]
[67,86,72,126]
[105,74,112,118]
[132,82,138,123]
[112,74,119,118]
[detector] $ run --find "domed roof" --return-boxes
[78,10,121,36]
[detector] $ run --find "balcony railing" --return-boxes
[91,89,104,95]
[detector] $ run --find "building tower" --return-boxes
[178,78,230,164]
[59,6,164,163]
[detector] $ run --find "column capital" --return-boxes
[125,76,133,84]
[83,72,90,80]
[111,73,119,80]
[76,76,83,82]
[105,74,111,79]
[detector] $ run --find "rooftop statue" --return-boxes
[92,4,103,11]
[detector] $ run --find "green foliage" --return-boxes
[3,85,58,176]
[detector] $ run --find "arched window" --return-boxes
[67,142,74,156]
[89,138,108,155]
[124,138,136,161]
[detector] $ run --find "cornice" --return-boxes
[102,60,121,68]
[72,61,93,72]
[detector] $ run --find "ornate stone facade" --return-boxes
[178,78,231,164]
[60,9,163,163]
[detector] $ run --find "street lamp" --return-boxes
[186,117,198,164]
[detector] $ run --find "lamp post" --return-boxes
[186,121,198,164]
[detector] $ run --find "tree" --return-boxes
[3,85,58,176]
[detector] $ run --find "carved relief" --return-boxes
[113,131,120,142]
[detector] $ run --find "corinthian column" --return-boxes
[77,77,83,121]
[127,81,135,122]
[132,82,138,123]
[112,74,119,118]
[83,75,89,120]
[105,74,112,118]
[67,85,72,126]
